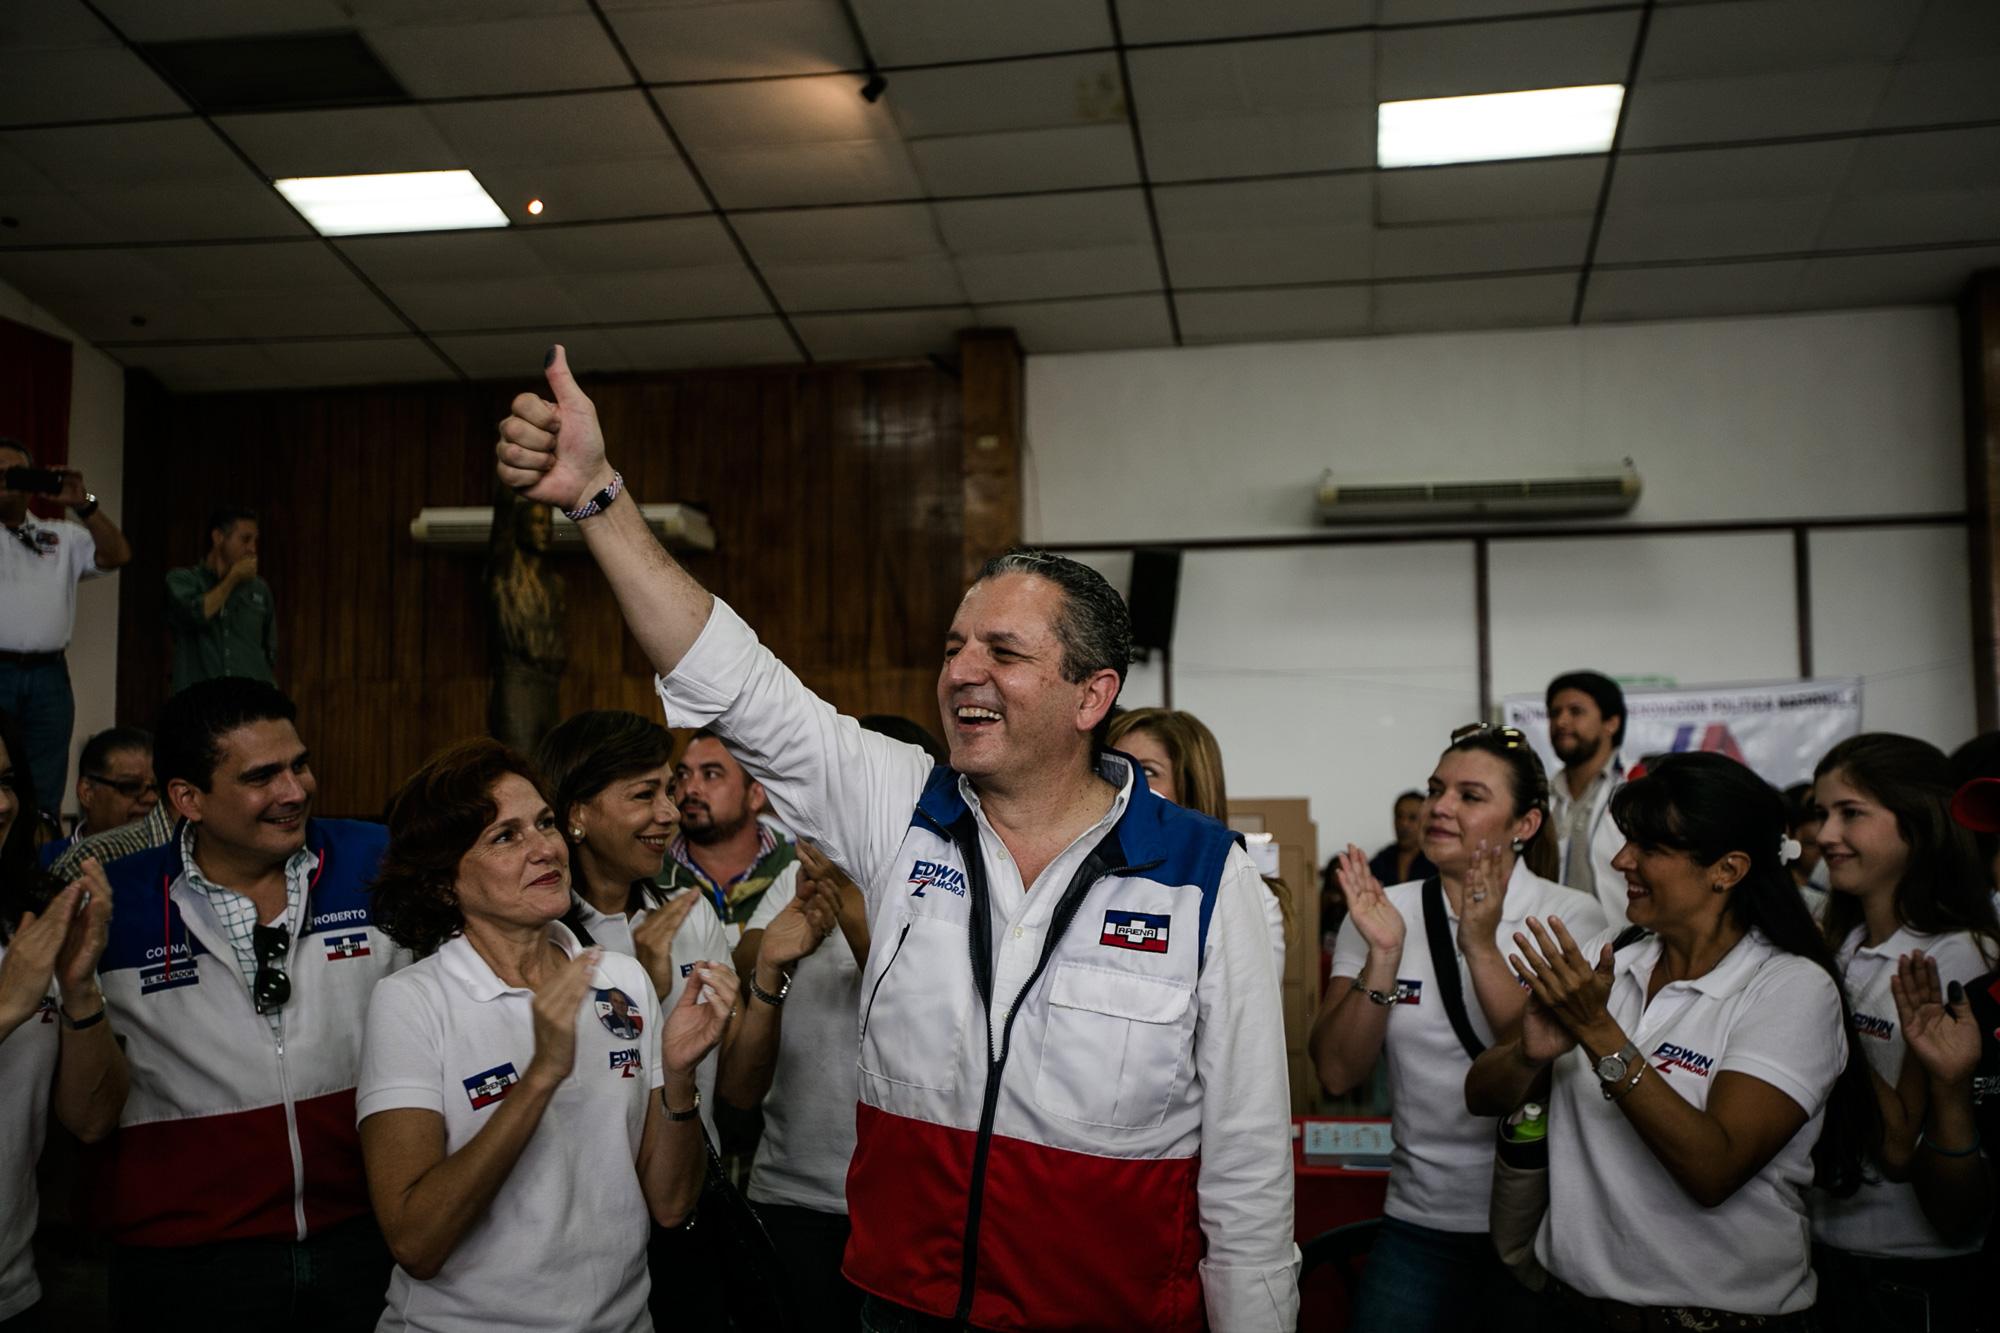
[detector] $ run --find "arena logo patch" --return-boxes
[1101,910,1170,953]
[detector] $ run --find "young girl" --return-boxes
[1809,733,2000,1332]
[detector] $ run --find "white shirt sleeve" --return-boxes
[66,520,106,581]
[747,861,800,932]
[1329,913,1369,981]
[654,600,934,895]
[1256,879,1286,979]
[356,975,446,1121]
[1716,957,1848,1118]
[1195,846,1301,1332]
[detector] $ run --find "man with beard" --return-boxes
[1545,668,1630,924]
[95,678,407,1329]
[664,728,796,965]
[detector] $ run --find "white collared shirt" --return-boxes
[1811,923,1994,1257]
[1538,927,1849,1314]
[0,516,103,652]
[571,884,735,1140]
[357,922,664,1333]
[654,598,1298,1332]
[1329,862,1606,1230]
[1551,755,1629,925]
[744,865,863,1214]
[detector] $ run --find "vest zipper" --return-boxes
[859,922,912,1043]
[951,822,1125,1324]
[274,1017,308,1242]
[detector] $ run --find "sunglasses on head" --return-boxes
[1451,722,1531,749]
[252,925,291,1014]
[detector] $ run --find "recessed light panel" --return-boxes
[1377,84,1625,168]
[274,170,509,236]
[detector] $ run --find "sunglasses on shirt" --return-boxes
[252,925,291,1014]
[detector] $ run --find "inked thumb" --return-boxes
[543,343,582,406]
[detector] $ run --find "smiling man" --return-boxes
[1545,669,1631,925]
[96,678,408,1330]
[495,349,1298,1333]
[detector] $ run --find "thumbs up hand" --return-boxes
[495,344,613,511]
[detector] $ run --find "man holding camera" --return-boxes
[0,437,132,823]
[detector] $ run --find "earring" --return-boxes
[570,827,584,841]
[1510,839,1525,853]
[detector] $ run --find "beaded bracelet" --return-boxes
[1916,1131,1983,1159]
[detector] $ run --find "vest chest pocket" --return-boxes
[857,915,969,1093]
[1033,962,1195,1131]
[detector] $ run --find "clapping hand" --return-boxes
[631,891,702,998]
[1891,951,1981,1090]
[495,345,612,511]
[0,881,84,1033]
[54,858,113,1001]
[757,892,839,976]
[1509,916,1618,1049]
[1334,843,1404,958]
[525,948,601,1087]
[664,961,740,1076]
[1456,841,1505,956]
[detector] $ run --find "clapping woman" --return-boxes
[1466,751,1875,1331]
[1309,724,1603,1332]
[358,739,737,1332]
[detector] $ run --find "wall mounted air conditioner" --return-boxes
[408,504,717,552]
[1316,461,1641,524]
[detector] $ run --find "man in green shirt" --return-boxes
[165,506,276,693]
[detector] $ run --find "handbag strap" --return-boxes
[1422,876,1487,1063]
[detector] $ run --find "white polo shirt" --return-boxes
[358,923,664,1333]
[1330,862,1606,1231]
[0,517,104,652]
[743,866,862,1215]
[1538,927,1847,1314]
[0,952,57,1322]
[572,884,734,1142]
[1811,923,1993,1258]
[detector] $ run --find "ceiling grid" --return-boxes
[0,0,1990,390]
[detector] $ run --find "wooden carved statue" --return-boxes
[486,484,568,756]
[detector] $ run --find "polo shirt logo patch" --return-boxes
[679,963,696,978]
[1651,1042,1715,1078]
[36,996,58,1024]
[907,859,967,898]
[139,959,200,994]
[594,987,645,1040]
[322,932,372,961]
[33,530,58,551]
[610,1048,642,1078]
[1852,1012,1894,1040]
[1394,979,1423,1004]
[463,1063,520,1109]
[1101,910,1169,953]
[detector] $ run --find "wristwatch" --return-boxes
[72,492,99,520]
[747,969,791,1008]
[661,1086,701,1122]
[1594,1041,1644,1100]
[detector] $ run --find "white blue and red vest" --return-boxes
[94,818,400,1246]
[844,766,1238,1332]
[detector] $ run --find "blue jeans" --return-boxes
[0,657,73,821]
[1348,1215,1538,1333]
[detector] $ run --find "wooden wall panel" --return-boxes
[120,361,964,817]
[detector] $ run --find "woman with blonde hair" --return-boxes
[1107,707,1290,971]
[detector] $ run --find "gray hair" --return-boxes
[972,547,1132,689]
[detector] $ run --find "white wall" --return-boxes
[1028,308,1974,858]
[0,279,125,818]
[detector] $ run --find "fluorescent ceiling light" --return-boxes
[273,169,509,236]
[1376,84,1625,168]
